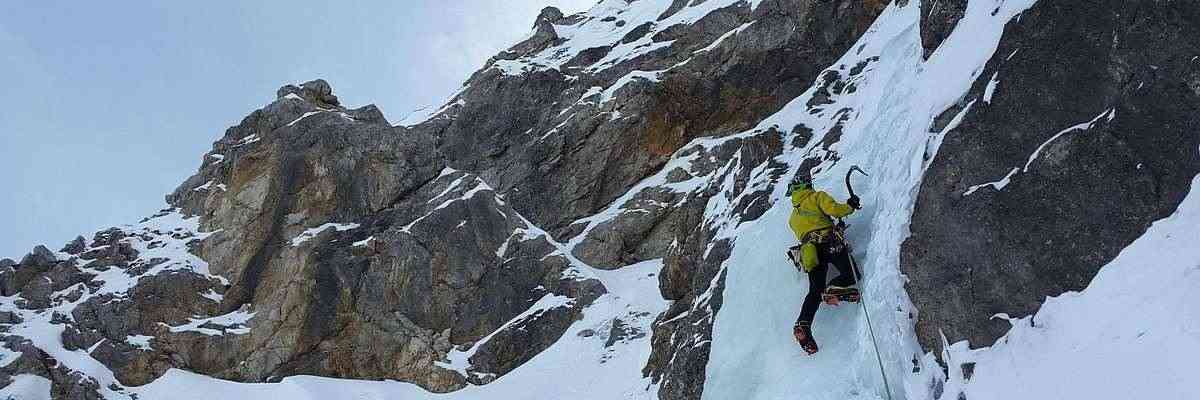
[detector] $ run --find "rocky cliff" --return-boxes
[1,1,1197,399]
[901,0,1200,356]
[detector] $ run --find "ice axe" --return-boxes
[837,166,868,229]
[844,165,869,201]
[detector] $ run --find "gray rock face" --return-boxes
[645,127,798,400]
[422,0,886,244]
[918,0,966,58]
[902,0,1200,357]
[154,82,604,392]
[405,3,888,393]
[239,168,605,390]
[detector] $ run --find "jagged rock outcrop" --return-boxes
[405,3,888,396]
[902,0,1200,356]
[159,81,607,391]
[503,6,573,58]
[0,80,607,398]
[421,0,887,240]
[918,0,966,58]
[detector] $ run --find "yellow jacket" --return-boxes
[788,187,855,240]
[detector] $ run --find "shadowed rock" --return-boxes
[902,0,1200,358]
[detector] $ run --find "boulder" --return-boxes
[19,245,56,266]
[301,79,339,106]
[60,236,87,254]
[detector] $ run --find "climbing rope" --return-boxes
[840,165,892,399]
[848,251,894,400]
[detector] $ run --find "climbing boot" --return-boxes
[793,321,818,355]
[822,286,861,305]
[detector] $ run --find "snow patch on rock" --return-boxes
[290,223,361,247]
[165,306,256,336]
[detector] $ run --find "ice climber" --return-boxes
[785,172,861,355]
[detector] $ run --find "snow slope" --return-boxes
[0,375,50,400]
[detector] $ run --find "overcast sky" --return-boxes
[0,0,594,259]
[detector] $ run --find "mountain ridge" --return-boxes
[2,1,1198,399]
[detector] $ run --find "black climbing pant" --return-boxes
[795,240,857,326]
